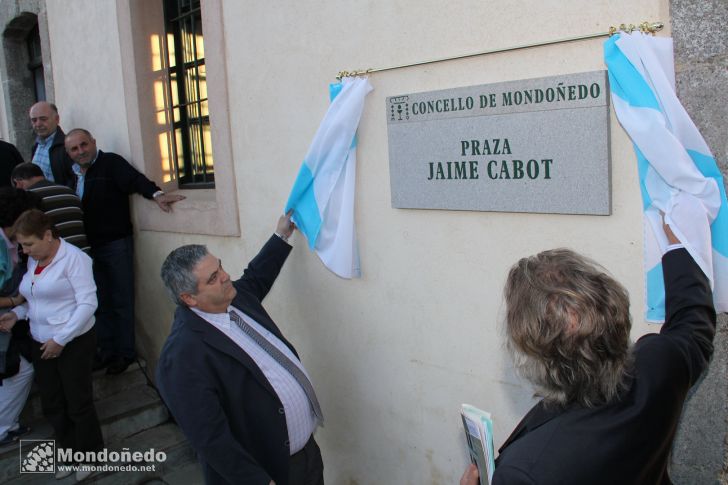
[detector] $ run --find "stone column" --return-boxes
[0,0,50,159]
[669,1,728,483]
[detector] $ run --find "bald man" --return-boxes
[64,128,184,375]
[28,101,76,190]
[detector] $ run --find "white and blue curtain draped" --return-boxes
[285,77,373,279]
[604,32,728,322]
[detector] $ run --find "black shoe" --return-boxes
[106,356,134,375]
[0,424,31,446]
[7,424,31,439]
[93,353,113,371]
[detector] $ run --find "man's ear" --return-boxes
[180,293,197,308]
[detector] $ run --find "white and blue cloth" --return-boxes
[604,32,728,321]
[285,77,372,279]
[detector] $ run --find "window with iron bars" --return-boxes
[163,0,214,188]
[27,24,45,101]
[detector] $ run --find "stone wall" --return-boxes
[670,0,728,483]
[0,0,52,159]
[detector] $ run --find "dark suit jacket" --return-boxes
[156,235,300,485]
[493,248,716,485]
[81,150,160,247]
[0,139,24,187]
[31,128,76,190]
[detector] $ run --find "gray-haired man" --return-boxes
[156,213,324,485]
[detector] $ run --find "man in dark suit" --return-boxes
[461,222,716,485]
[28,102,76,189]
[156,213,324,485]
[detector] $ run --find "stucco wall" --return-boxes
[39,0,700,483]
[197,3,663,482]
[45,0,131,156]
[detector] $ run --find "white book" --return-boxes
[461,403,495,485]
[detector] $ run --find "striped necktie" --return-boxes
[229,310,323,422]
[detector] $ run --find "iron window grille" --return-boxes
[163,0,214,188]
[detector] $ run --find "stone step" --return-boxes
[156,459,204,485]
[0,384,168,483]
[20,360,151,424]
[98,385,168,444]
[93,359,152,401]
[4,422,196,484]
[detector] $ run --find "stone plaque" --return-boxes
[386,71,611,215]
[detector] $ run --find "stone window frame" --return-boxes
[116,0,239,237]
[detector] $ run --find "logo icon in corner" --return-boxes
[19,440,55,473]
[389,96,410,122]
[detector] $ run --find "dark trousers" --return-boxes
[289,436,324,485]
[90,236,136,359]
[32,328,104,452]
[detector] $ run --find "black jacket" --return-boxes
[157,236,299,485]
[31,128,77,190]
[0,139,24,187]
[493,248,716,485]
[81,150,160,247]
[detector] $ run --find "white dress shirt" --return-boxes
[191,305,318,454]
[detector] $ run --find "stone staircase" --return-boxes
[0,360,203,484]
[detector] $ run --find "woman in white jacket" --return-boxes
[0,209,103,477]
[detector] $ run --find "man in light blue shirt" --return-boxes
[28,102,76,189]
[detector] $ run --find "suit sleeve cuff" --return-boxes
[274,232,292,246]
